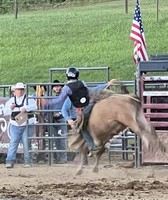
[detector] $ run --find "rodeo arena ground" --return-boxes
[1,58,168,200]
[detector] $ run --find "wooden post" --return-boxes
[125,0,128,14]
[14,0,18,19]
[157,0,159,22]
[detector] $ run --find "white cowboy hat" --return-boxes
[15,82,25,89]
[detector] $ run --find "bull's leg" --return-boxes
[76,144,89,175]
[93,146,106,173]
[76,151,86,175]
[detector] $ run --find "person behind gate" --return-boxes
[49,80,67,164]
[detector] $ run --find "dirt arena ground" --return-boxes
[0,153,168,200]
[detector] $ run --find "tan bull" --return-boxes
[68,90,166,175]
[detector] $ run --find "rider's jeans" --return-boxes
[82,129,94,150]
[6,124,34,164]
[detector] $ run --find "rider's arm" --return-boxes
[49,85,72,106]
[61,98,72,121]
[62,98,77,128]
[89,80,115,93]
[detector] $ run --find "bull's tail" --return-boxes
[135,101,166,154]
[149,125,166,153]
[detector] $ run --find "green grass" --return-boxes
[1,0,168,85]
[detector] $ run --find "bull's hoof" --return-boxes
[76,169,83,175]
[93,167,99,173]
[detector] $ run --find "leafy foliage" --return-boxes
[0,0,14,14]
[0,0,65,14]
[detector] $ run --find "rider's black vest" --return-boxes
[67,81,90,108]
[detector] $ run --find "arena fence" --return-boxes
[3,62,168,167]
[26,67,136,166]
[136,60,168,165]
[26,67,111,165]
[0,77,138,166]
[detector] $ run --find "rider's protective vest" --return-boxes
[67,80,90,108]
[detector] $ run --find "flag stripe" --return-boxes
[130,0,148,64]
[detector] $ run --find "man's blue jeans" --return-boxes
[6,124,34,164]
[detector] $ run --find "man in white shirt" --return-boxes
[3,82,37,168]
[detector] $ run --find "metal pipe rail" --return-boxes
[150,54,168,60]
[28,136,66,139]
[49,67,110,83]
[0,85,13,97]
[29,150,67,153]
[27,122,68,162]
[108,132,137,166]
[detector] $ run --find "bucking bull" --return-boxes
[68,89,166,175]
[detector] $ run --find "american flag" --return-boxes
[130,0,148,64]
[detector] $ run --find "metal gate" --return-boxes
[26,67,111,165]
[136,61,168,165]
